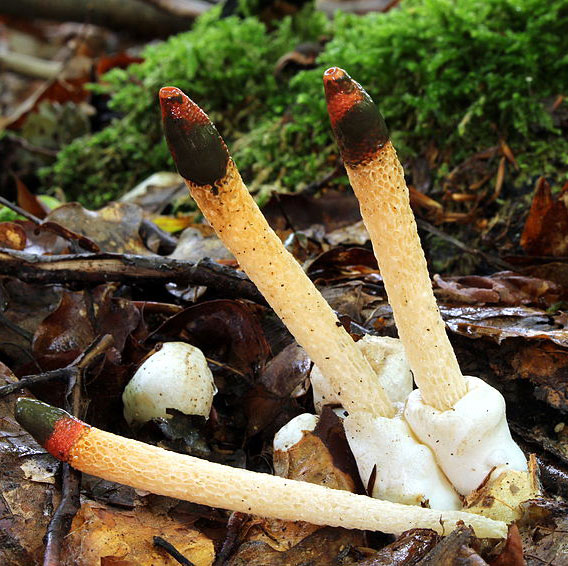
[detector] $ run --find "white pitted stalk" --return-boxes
[16,398,508,538]
[323,67,528,497]
[159,86,394,420]
[122,342,217,427]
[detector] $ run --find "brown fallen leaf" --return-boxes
[356,528,440,565]
[520,177,568,257]
[62,500,215,566]
[47,202,152,255]
[415,526,488,565]
[518,499,568,566]
[434,272,562,308]
[227,526,365,566]
[489,525,524,566]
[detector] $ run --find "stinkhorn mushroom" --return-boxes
[122,342,216,427]
[160,86,460,509]
[158,86,394,420]
[14,398,507,538]
[323,67,528,497]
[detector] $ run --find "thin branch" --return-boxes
[416,218,515,272]
[0,248,265,303]
[153,536,196,566]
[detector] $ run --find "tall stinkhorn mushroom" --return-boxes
[158,86,393,421]
[323,67,528,497]
[14,398,507,538]
[159,86,460,510]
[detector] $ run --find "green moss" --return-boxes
[43,0,568,207]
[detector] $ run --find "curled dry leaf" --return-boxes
[62,501,215,566]
[434,272,562,308]
[520,178,568,257]
[47,202,152,255]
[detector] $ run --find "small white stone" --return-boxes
[122,342,217,426]
[404,376,527,495]
[273,413,319,452]
[311,335,412,412]
[344,409,461,510]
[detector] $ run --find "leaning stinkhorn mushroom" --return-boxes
[323,67,528,500]
[14,398,507,538]
[159,86,393,420]
[159,87,460,509]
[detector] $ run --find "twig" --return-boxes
[153,536,196,566]
[0,195,41,223]
[212,512,248,566]
[0,368,68,397]
[42,335,114,566]
[0,50,63,80]
[0,248,265,303]
[416,218,515,272]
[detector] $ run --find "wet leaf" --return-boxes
[519,499,568,566]
[489,525,524,566]
[16,176,48,219]
[307,246,379,284]
[415,526,487,565]
[227,526,365,565]
[258,343,311,398]
[0,362,55,566]
[357,529,440,565]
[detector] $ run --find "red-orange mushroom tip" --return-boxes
[159,86,229,187]
[323,67,389,167]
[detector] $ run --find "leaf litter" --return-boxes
[1,182,568,564]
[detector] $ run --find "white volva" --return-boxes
[343,410,461,509]
[122,342,217,426]
[405,376,528,495]
[273,413,319,452]
[310,335,413,413]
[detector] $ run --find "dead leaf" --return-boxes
[520,178,568,256]
[434,272,562,307]
[227,526,365,565]
[357,529,440,565]
[47,202,152,254]
[16,176,48,219]
[0,222,27,250]
[62,501,214,566]
[489,525,524,566]
[415,526,487,565]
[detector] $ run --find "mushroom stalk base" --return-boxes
[69,426,506,537]
[185,161,395,418]
[345,141,467,411]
